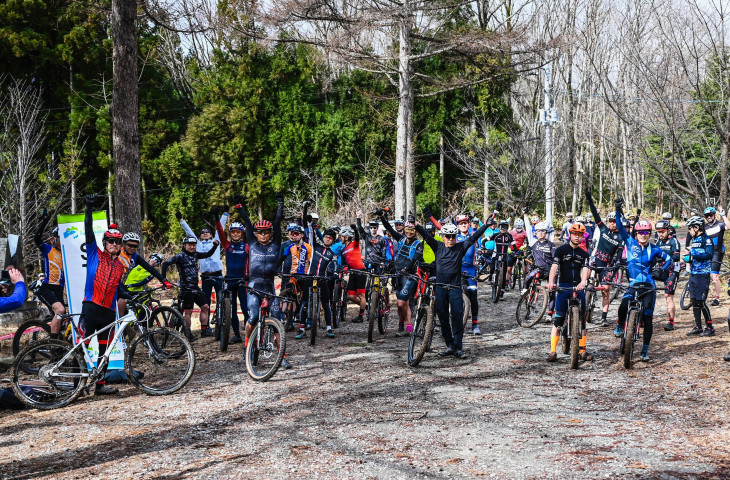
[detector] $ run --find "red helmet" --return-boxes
[455,214,469,224]
[254,220,272,230]
[103,229,123,241]
[568,222,586,234]
[634,220,653,232]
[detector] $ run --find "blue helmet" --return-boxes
[704,207,717,216]
[286,223,303,233]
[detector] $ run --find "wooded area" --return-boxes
[1,0,728,251]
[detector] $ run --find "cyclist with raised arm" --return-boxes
[683,216,715,336]
[116,231,167,315]
[416,209,490,359]
[654,220,681,331]
[380,212,423,336]
[279,223,314,340]
[356,210,391,309]
[0,267,26,314]
[702,207,725,307]
[488,220,514,295]
[161,236,219,339]
[33,210,65,339]
[509,217,528,288]
[547,222,591,363]
[125,252,164,292]
[613,199,672,361]
[338,225,368,322]
[217,205,249,344]
[304,224,339,338]
[524,222,555,308]
[238,193,290,368]
[585,188,624,327]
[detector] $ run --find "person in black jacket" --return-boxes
[416,209,490,359]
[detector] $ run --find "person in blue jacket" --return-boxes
[0,267,26,314]
[683,216,715,337]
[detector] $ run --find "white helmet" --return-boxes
[535,222,548,231]
[440,223,458,235]
[585,213,593,220]
[575,216,586,223]
[662,212,673,220]
[566,212,574,218]
[311,213,320,221]
[514,219,525,229]
[339,226,355,238]
[122,232,140,243]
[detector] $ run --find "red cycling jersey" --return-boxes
[510,229,527,250]
[341,240,365,270]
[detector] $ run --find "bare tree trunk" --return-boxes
[721,139,729,208]
[107,170,115,223]
[394,2,413,219]
[439,134,444,213]
[112,0,141,234]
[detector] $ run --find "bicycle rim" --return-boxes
[624,309,638,369]
[126,328,196,395]
[310,291,319,346]
[11,339,87,410]
[569,306,581,369]
[245,317,286,381]
[680,283,691,310]
[367,290,378,343]
[221,296,232,352]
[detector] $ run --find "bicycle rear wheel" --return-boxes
[462,291,471,330]
[408,305,433,367]
[610,270,624,302]
[158,305,192,339]
[332,284,342,328]
[491,265,503,304]
[310,291,320,346]
[12,318,52,358]
[624,309,638,369]
[569,305,581,369]
[679,282,691,311]
[220,296,232,352]
[516,285,548,328]
[11,339,87,410]
[126,328,196,395]
[367,290,378,343]
[584,289,595,324]
[378,293,389,334]
[245,317,286,381]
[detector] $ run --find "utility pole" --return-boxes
[537,65,559,229]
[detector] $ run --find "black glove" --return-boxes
[350,223,357,231]
[407,214,415,223]
[614,198,624,211]
[301,200,310,208]
[275,193,284,203]
[423,206,433,219]
[211,206,220,217]
[233,194,244,205]
[304,214,313,223]
[521,206,528,215]
[636,208,642,218]
[375,208,384,217]
[496,200,502,211]
[175,211,183,221]
[85,194,100,207]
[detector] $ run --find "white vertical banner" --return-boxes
[58,211,125,369]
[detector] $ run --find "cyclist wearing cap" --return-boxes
[508,218,528,286]
[525,222,556,306]
[613,199,672,361]
[449,214,482,335]
[216,208,249,344]
[356,211,390,267]
[547,222,591,363]
[33,209,65,339]
[585,188,625,327]
[702,207,725,306]
[180,209,228,319]
[654,220,681,331]
[658,212,676,237]
[393,218,405,236]
[381,213,423,336]
[279,222,314,340]
[337,224,368,322]
[683,215,715,337]
[416,214,490,359]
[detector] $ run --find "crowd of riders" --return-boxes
[4,189,730,389]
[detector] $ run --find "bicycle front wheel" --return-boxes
[492,266,503,304]
[220,296,232,352]
[245,317,286,381]
[516,286,548,328]
[624,309,638,369]
[126,328,196,395]
[569,305,581,369]
[378,293,389,334]
[11,339,87,410]
[462,291,471,330]
[408,304,433,367]
[367,289,378,343]
[157,306,191,339]
[310,290,320,346]
[679,282,691,311]
[12,318,52,358]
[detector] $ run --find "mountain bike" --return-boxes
[330,267,349,328]
[515,269,549,328]
[510,250,526,290]
[461,273,477,330]
[168,287,199,339]
[475,248,493,282]
[552,285,590,369]
[11,296,196,410]
[607,282,660,369]
[206,276,246,352]
[406,267,435,367]
[491,252,509,303]
[279,275,302,332]
[244,286,287,381]
[291,273,333,346]
[363,266,397,343]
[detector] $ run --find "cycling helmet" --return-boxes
[486,218,497,226]
[440,223,458,235]
[634,220,653,232]
[404,221,416,228]
[394,218,405,226]
[514,219,525,230]
[368,220,379,228]
[575,216,585,224]
[183,236,198,244]
[323,228,337,238]
[149,252,164,265]
[339,226,355,238]
[425,223,435,232]
[254,220,272,230]
[535,222,548,231]
[103,228,123,242]
[332,226,341,233]
[704,207,717,215]
[662,212,673,220]
[498,220,510,228]
[230,222,244,232]
[585,213,593,220]
[566,212,574,218]
[455,214,470,224]
[627,212,637,220]
[568,222,586,234]
[655,220,670,230]
[310,213,320,221]
[471,217,480,223]
[51,227,59,237]
[531,215,540,224]
[607,212,617,221]
[123,232,140,243]
[686,216,705,229]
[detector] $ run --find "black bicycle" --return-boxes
[244,286,287,381]
[552,285,591,369]
[491,251,509,303]
[330,267,349,328]
[605,282,661,369]
[291,273,334,346]
[207,276,246,352]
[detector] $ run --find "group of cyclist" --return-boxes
[6,189,730,392]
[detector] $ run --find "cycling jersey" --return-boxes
[421,233,441,264]
[34,216,64,287]
[687,233,714,275]
[483,227,499,250]
[216,220,248,278]
[457,229,478,267]
[181,214,227,274]
[357,219,389,265]
[704,220,725,253]
[488,232,514,255]
[616,211,671,287]
[162,247,218,289]
[83,211,126,311]
[341,240,366,270]
[530,240,555,271]
[308,236,338,276]
[552,243,589,285]
[509,229,527,250]
[281,241,313,274]
[240,201,284,285]
[654,237,681,270]
[380,217,423,272]
[124,265,153,292]
[417,223,489,284]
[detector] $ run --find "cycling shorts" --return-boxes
[37,284,65,308]
[593,258,615,284]
[395,276,418,301]
[711,252,724,275]
[688,273,710,302]
[181,289,207,310]
[664,271,678,295]
[347,271,367,296]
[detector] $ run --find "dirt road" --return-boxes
[2,287,730,479]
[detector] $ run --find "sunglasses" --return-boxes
[125,243,139,249]
[404,228,416,233]
[289,231,302,236]
[256,230,272,235]
[443,234,457,239]
[369,226,378,230]
[106,238,122,245]
[636,231,651,236]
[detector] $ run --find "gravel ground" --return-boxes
[2,284,730,480]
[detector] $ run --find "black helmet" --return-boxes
[323,228,337,238]
[655,220,670,231]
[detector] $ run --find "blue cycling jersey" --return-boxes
[616,210,671,287]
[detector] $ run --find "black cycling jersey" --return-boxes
[586,192,623,261]
[417,223,488,284]
[162,247,218,288]
[655,237,681,264]
[552,243,589,285]
[307,224,338,276]
[357,218,389,265]
[488,232,514,255]
[530,239,555,271]
[381,217,423,272]
[705,220,726,256]
[240,200,284,284]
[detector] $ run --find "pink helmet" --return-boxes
[634,220,653,232]
[404,221,416,228]
[455,214,469,224]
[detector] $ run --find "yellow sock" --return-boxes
[579,335,586,354]
[550,335,559,353]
